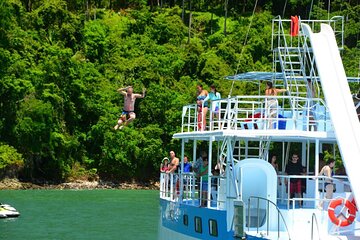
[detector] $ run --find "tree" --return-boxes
[0,144,24,179]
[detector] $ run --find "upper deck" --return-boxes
[174,94,336,142]
[174,16,353,143]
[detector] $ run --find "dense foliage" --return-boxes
[0,0,359,182]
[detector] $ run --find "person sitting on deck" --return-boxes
[285,153,305,207]
[114,86,146,130]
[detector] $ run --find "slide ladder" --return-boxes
[302,23,360,206]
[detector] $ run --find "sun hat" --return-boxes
[162,157,169,163]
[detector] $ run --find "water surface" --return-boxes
[0,189,159,240]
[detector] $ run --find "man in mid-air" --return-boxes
[114,86,146,130]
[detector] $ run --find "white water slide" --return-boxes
[302,23,360,206]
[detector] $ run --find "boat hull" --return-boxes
[159,198,234,239]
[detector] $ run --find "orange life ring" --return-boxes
[328,198,357,227]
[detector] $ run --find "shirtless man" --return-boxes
[114,86,146,130]
[166,151,179,173]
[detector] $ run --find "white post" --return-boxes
[180,139,185,203]
[315,139,320,204]
[301,141,307,167]
[207,136,213,207]
[192,140,197,205]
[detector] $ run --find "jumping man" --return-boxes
[114,86,146,130]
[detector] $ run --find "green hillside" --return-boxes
[0,0,359,183]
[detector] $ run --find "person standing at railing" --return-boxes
[196,84,209,131]
[265,81,287,129]
[198,157,209,207]
[166,151,180,199]
[181,155,192,196]
[265,81,287,96]
[211,168,220,202]
[270,155,279,174]
[160,157,169,172]
[285,153,305,207]
[204,85,221,130]
[192,151,206,174]
[160,157,170,197]
[318,159,336,209]
[182,155,192,173]
[270,155,281,197]
[166,151,179,174]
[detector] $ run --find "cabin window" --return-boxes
[183,214,188,226]
[194,216,202,233]
[209,219,218,237]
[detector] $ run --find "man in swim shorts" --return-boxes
[114,86,146,130]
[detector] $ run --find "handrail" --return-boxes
[248,196,292,240]
[311,213,321,240]
[277,174,352,209]
[180,95,332,133]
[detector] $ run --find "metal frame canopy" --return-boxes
[224,72,284,83]
[225,71,360,83]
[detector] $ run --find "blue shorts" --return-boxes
[120,110,134,119]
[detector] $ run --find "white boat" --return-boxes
[159,16,360,239]
[0,203,20,218]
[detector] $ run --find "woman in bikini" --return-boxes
[196,84,209,131]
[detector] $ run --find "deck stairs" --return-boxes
[271,17,334,110]
[219,137,270,170]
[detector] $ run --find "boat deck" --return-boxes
[175,95,337,142]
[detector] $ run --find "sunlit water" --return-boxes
[0,189,159,240]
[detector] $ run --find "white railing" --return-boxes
[181,95,331,133]
[160,172,226,209]
[277,174,351,209]
[271,16,344,51]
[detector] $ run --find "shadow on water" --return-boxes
[0,189,159,240]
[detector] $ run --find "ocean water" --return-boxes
[0,189,159,240]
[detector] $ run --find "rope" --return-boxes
[228,0,259,97]
[309,0,314,19]
[282,0,288,18]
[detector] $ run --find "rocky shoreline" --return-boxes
[0,178,160,190]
